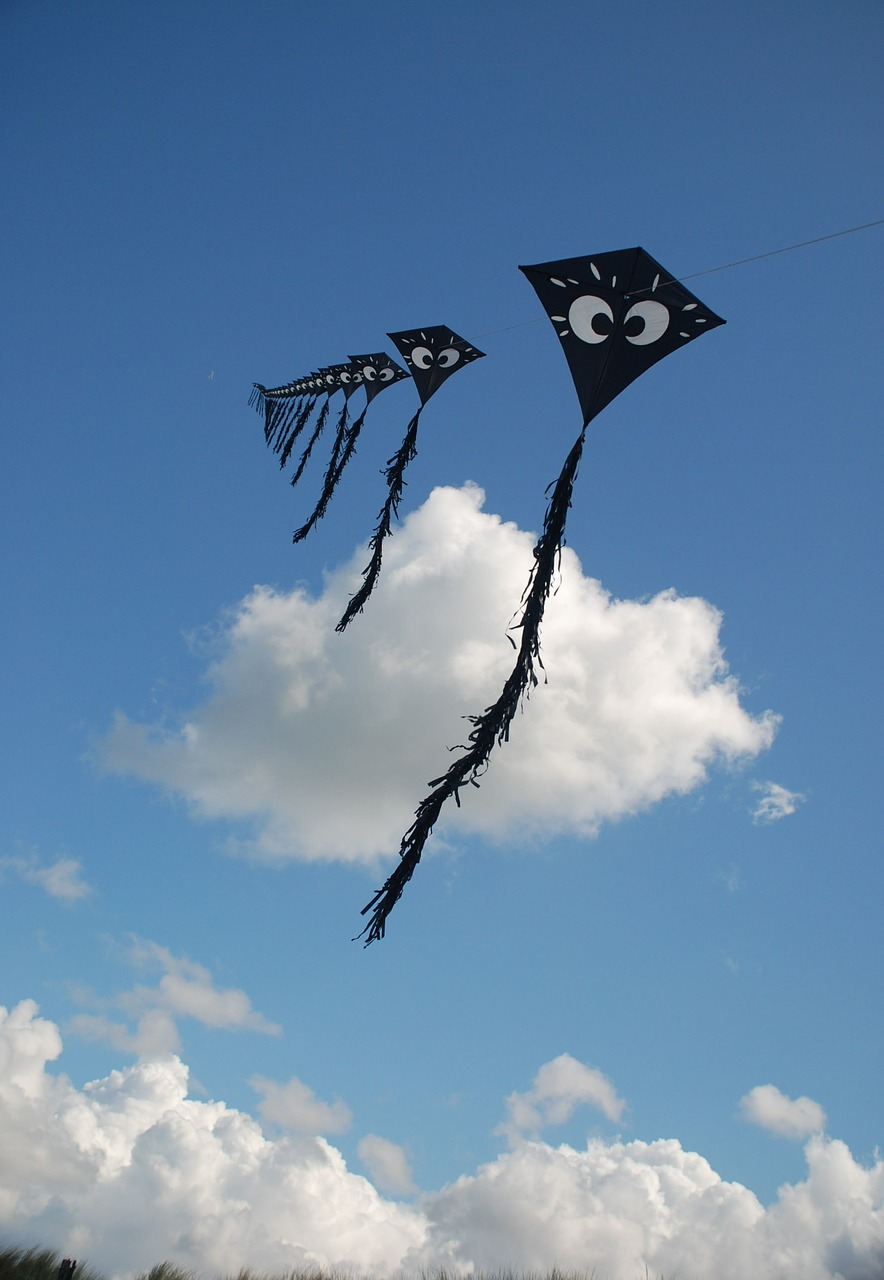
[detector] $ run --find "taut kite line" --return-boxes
[358,247,725,944]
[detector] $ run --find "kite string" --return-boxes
[474,217,884,338]
[672,218,884,285]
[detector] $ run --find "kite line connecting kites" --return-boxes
[249,219,879,944]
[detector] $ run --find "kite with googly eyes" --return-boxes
[292,353,412,544]
[358,248,724,945]
[335,326,485,632]
[250,353,410,538]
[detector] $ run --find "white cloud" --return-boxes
[67,938,280,1059]
[251,1074,351,1135]
[497,1053,626,1145]
[0,1001,424,1278]
[752,781,805,824]
[417,1134,884,1280]
[740,1084,827,1139]
[0,854,93,903]
[358,1134,417,1195]
[1,1002,883,1280]
[103,484,777,865]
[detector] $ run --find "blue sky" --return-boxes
[2,3,883,1277]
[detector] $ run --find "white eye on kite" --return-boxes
[379,367,395,381]
[437,347,461,368]
[340,371,351,383]
[624,299,670,345]
[410,345,434,369]
[568,295,614,344]
[362,365,378,381]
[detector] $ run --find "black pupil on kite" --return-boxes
[623,313,645,338]
[592,312,614,338]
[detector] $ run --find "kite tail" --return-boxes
[328,403,368,482]
[265,395,298,449]
[250,384,285,444]
[292,403,362,544]
[279,397,325,470]
[264,395,287,445]
[292,400,358,489]
[335,406,423,632]
[324,400,350,478]
[357,425,588,945]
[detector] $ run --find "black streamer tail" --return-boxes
[323,400,350,479]
[292,402,360,544]
[336,407,423,632]
[325,403,368,487]
[250,383,288,444]
[279,397,325,469]
[291,399,354,489]
[357,425,589,944]
[264,395,290,446]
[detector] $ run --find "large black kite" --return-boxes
[358,247,724,943]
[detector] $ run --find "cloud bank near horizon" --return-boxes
[1,1000,881,1280]
[103,484,777,864]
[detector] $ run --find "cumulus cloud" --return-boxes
[0,853,93,902]
[752,781,805,823]
[67,938,280,1058]
[358,1134,417,1195]
[1,1002,883,1280]
[0,1001,423,1278]
[497,1053,626,1145]
[103,484,777,865]
[251,1073,351,1135]
[740,1084,827,1139]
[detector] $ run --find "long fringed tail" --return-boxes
[357,425,588,944]
[336,407,423,632]
[266,395,297,447]
[326,404,368,487]
[292,402,362,544]
[322,400,351,482]
[291,400,357,489]
[276,397,319,466]
[250,384,290,444]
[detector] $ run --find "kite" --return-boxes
[294,352,409,543]
[250,329,482,592]
[336,326,485,632]
[250,354,409,542]
[358,247,725,943]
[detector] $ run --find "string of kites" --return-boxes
[250,246,726,945]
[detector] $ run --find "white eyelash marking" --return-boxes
[590,262,601,280]
[652,274,660,291]
[683,303,697,311]
[551,277,567,287]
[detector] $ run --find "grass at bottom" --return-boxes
[0,1246,679,1280]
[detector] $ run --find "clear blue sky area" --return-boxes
[1,4,882,1277]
